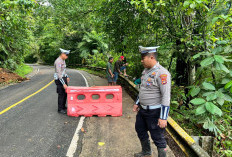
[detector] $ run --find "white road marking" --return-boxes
[66,70,88,157]
[36,68,40,75]
[27,68,40,78]
[77,70,89,87]
[66,117,85,157]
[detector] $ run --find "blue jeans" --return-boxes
[113,72,119,82]
[120,66,126,71]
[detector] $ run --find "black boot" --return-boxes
[158,148,167,157]
[134,139,152,157]
[58,109,67,114]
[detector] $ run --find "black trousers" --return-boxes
[135,108,167,148]
[55,77,68,111]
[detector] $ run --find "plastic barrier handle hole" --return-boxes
[77,94,86,100]
[106,94,114,99]
[92,94,100,100]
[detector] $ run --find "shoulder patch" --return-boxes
[160,74,167,85]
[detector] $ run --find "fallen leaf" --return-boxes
[57,145,61,149]
[81,127,85,133]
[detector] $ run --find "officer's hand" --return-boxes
[111,74,114,78]
[67,77,70,83]
[133,105,139,112]
[63,84,68,90]
[158,119,167,128]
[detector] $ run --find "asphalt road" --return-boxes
[0,65,86,157]
[0,65,176,157]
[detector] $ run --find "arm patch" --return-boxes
[159,74,167,85]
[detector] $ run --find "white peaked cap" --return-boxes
[139,46,160,54]
[59,48,70,54]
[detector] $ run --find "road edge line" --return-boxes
[66,116,85,157]
[66,70,88,157]
[77,70,89,87]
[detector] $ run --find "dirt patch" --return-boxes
[0,68,28,84]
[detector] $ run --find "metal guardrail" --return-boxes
[74,64,210,157]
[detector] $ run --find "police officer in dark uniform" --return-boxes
[54,48,70,114]
[133,46,171,157]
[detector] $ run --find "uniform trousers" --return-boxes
[135,107,167,148]
[55,77,68,111]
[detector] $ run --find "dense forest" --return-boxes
[0,0,231,156]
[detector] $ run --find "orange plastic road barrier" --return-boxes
[66,86,122,117]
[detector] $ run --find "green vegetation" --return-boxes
[0,0,231,156]
[78,67,106,78]
[14,64,33,78]
[0,0,37,71]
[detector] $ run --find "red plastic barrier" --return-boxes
[66,86,122,117]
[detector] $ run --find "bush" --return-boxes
[24,54,38,63]
[1,59,18,71]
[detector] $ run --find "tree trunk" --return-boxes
[175,57,188,86]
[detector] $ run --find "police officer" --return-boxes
[54,48,70,114]
[133,46,171,157]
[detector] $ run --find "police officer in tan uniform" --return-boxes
[54,48,70,114]
[133,46,171,157]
